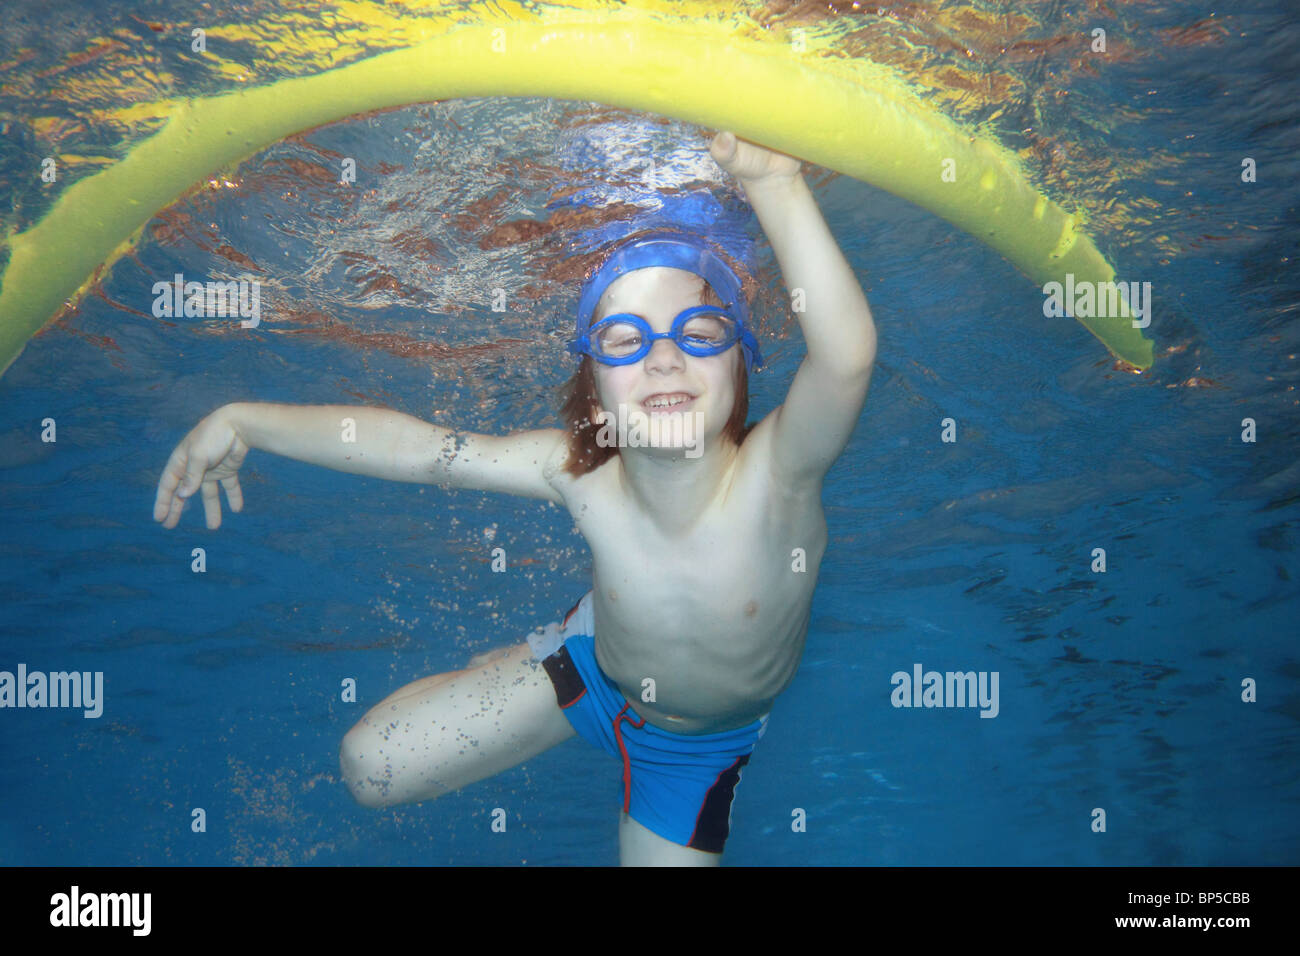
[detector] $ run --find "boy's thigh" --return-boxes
[618,812,721,867]
[341,641,573,808]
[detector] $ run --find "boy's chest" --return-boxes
[592,523,759,630]
[568,469,827,634]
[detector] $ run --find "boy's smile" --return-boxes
[642,392,695,413]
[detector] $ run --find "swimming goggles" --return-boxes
[569,306,750,365]
[568,231,763,371]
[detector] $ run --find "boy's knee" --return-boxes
[340,725,396,809]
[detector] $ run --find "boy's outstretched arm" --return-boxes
[711,131,877,493]
[223,403,566,501]
[154,402,565,529]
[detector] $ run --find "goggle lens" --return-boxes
[680,312,735,350]
[593,321,645,359]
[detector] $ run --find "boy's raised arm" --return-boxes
[711,132,877,492]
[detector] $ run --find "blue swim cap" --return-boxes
[574,230,763,372]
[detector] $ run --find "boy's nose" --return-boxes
[644,335,685,370]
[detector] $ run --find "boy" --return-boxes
[153,131,877,865]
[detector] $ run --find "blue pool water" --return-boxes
[1,1,1298,865]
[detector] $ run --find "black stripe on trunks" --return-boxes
[542,645,587,709]
[561,594,584,628]
[688,754,751,853]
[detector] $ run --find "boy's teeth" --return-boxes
[646,394,690,408]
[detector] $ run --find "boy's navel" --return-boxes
[744,599,758,617]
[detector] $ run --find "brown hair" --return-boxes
[559,281,756,477]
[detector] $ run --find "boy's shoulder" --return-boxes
[732,406,778,465]
[733,407,823,500]
[536,427,573,484]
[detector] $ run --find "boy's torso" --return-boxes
[549,412,828,734]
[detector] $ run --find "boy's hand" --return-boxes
[709,130,802,188]
[153,406,249,530]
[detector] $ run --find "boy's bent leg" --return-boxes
[340,642,574,809]
[618,812,721,867]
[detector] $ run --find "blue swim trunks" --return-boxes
[527,591,768,853]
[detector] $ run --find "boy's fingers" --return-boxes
[163,492,185,530]
[153,480,171,522]
[221,475,244,514]
[200,480,222,530]
[710,130,737,163]
[154,450,186,520]
[177,455,207,500]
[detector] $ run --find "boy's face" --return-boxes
[589,266,739,450]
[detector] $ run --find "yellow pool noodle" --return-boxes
[0,12,1153,377]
